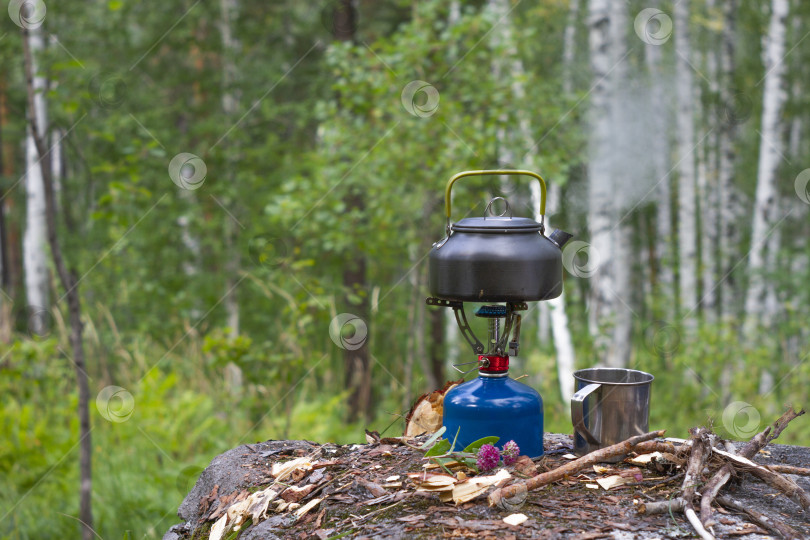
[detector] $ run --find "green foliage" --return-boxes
[1,0,808,538]
[462,436,500,454]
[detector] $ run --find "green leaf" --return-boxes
[424,439,450,457]
[418,426,446,450]
[462,436,499,454]
[449,426,460,453]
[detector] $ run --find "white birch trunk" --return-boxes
[23,26,49,318]
[219,0,243,395]
[586,0,614,346]
[743,0,789,337]
[445,309,459,367]
[489,0,577,396]
[643,0,673,310]
[697,57,718,322]
[587,0,633,368]
[743,0,789,360]
[717,0,739,321]
[541,186,577,398]
[697,0,719,323]
[51,129,62,199]
[562,0,581,95]
[607,0,631,367]
[787,11,802,161]
[674,0,698,323]
[219,0,241,337]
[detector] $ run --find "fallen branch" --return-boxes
[765,464,810,477]
[681,428,714,540]
[710,447,810,511]
[637,497,685,515]
[488,430,665,509]
[699,407,805,527]
[681,428,710,503]
[716,495,802,540]
[631,440,690,457]
[685,506,715,540]
[744,462,810,511]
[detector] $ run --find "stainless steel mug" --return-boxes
[571,368,654,462]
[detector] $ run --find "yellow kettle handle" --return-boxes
[444,169,547,233]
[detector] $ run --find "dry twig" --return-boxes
[711,447,810,511]
[699,407,805,527]
[766,464,810,476]
[681,428,714,540]
[488,430,665,509]
[716,495,801,540]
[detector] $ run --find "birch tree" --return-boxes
[489,0,577,400]
[674,0,697,322]
[561,0,581,95]
[743,0,790,376]
[587,0,632,367]
[607,0,633,368]
[586,0,615,349]
[219,0,241,337]
[22,24,49,325]
[22,25,95,540]
[0,91,11,342]
[642,0,673,312]
[717,0,740,321]
[697,0,720,322]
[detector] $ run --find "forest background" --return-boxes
[1,0,809,538]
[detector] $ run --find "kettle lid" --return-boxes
[451,216,543,234]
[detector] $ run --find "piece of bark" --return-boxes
[281,484,316,503]
[717,495,802,539]
[700,407,805,527]
[488,430,666,509]
[512,455,538,477]
[355,476,388,498]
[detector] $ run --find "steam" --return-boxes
[568,72,675,216]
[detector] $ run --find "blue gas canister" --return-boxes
[442,355,544,458]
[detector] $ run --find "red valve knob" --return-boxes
[479,354,509,373]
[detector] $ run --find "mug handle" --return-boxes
[571,383,602,445]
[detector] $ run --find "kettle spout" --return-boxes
[548,229,573,249]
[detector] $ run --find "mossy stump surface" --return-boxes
[164,434,810,539]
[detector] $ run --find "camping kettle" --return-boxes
[428,170,572,303]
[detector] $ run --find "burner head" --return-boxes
[474,305,508,318]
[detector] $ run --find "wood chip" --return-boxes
[396,514,427,523]
[596,474,635,490]
[452,469,512,504]
[295,498,322,519]
[502,513,528,526]
[627,452,663,465]
[208,514,228,540]
[271,457,313,481]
